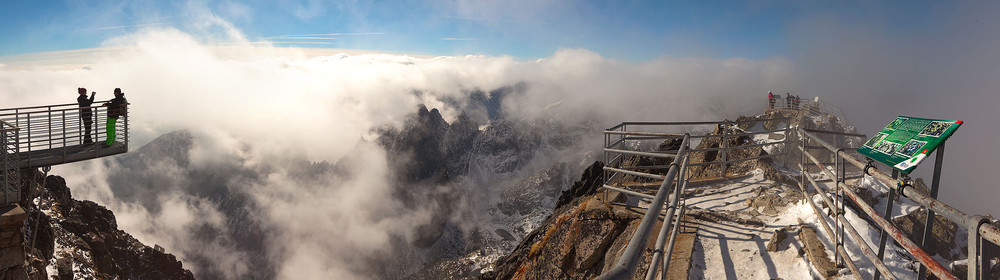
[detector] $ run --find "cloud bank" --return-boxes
[0,23,790,279]
[5,2,999,278]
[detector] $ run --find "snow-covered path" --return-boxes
[681,169,924,279]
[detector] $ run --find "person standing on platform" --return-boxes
[785,92,791,108]
[768,91,775,108]
[103,88,127,147]
[77,88,96,144]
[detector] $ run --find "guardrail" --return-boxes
[799,128,1000,280]
[596,117,791,279]
[1,120,19,205]
[0,101,129,169]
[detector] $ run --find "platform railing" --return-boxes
[799,128,1000,280]
[1,120,19,205]
[596,117,791,279]
[0,101,129,169]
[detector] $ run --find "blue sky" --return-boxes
[0,0,948,61]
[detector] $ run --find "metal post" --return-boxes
[834,150,843,267]
[604,131,609,203]
[61,110,66,159]
[618,125,625,207]
[123,106,129,149]
[721,122,728,177]
[26,112,31,154]
[839,150,847,268]
[1,128,6,204]
[967,215,989,280]
[47,109,52,150]
[30,166,49,250]
[799,131,807,195]
[875,169,899,280]
[782,118,789,168]
[918,143,946,280]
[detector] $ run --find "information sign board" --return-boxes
[857,116,962,173]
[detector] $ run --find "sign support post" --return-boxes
[917,143,946,280]
[858,116,961,280]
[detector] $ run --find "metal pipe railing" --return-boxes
[0,102,129,173]
[596,134,689,280]
[0,104,128,152]
[603,148,678,159]
[1,120,20,205]
[645,155,689,280]
[597,117,790,279]
[800,144,896,279]
[799,128,1000,280]
[802,129,1000,245]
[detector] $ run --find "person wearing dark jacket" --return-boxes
[77,88,97,144]
[103,88,127,147]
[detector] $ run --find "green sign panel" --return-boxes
[857,116,962,173]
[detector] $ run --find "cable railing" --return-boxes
[0,101,129,169]
[798,128,1000,280]
[596,116,792,279]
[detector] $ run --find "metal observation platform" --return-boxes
[1,101,129,204]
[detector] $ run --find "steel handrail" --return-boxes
[598,117,791,279]
[800,145,897,279]
[799,128,1000,280]
[801,129,1000,243]
[603,148,678,159]
[607,116,791,129]
[802,131,946,278]
[0,100,115,112]
[596,134,689,280]
[646,155,689,280]
[801,128,867,138]
[2,103,129,170]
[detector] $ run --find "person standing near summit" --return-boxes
[103,88,127,147]
[77,88,96,144]
[767,91,775,108]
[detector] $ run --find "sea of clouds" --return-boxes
[0,24,788,279]
[3,2,1000,278]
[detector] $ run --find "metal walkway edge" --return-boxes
[1,101,130,204]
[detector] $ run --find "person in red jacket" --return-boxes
[767,91,775,108]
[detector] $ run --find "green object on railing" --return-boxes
[857,116,962,173]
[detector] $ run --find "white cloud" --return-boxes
[4,20,793,280]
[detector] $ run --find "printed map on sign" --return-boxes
[857,116,962,173]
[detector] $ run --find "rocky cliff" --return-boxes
[19,169,194,279]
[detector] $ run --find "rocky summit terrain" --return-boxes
[18,169,194,279]
[479,108,1000,279]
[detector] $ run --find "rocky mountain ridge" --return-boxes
[19,169,194,279]
[12,84,598,279]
